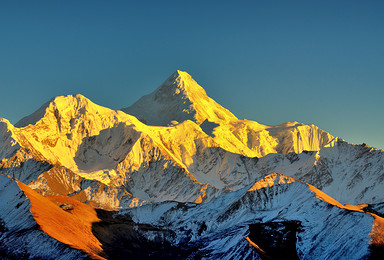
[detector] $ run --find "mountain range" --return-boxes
[0,70,383,259]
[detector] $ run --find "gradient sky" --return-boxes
[1,1,383,149]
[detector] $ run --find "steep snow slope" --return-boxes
[190,138,384,205]
[0,141,146,210]
[12,94,208,184]
[122,70,237,126]
[0,95,380,208]
[0,70,382,210]
[124,173,378,259]
[0,174,88,259]
[27,165,147,210]
[1,96,225,207]
[267,121,336,154]
[0,70,383,258]
[218,139,384,205]
[13,94,146,184]
[3,102,335,208]
[122,71,336,158]
[7,72,337,178]
[210,120,336,157]
[0,118,21,159]
[291,140,384,204]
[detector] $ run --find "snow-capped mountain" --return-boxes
[122,70,335,157]
[121,70,237,126]
[0,72,339,208]
[0,70,383,259]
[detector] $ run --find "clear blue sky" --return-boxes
[1,1,383,149]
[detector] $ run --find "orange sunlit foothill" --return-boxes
[17,181,105,260]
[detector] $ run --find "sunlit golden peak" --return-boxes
[168,70,194,86]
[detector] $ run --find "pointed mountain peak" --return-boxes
[15,94,112,128]
[152,70,209,104]
[166,70,199,89]
[171,69,190,78]
[168,69,193,80]
[122,70,237,126]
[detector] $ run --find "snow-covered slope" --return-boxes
[122,70,237,126]
[0,118,21,159]
[122,173,380,259]
[122,71,336,158]
[13,94,145,182]
[290,140,384,204]
[210,120,336,157]
[0,70,384,258]
[0,95,226,207]
[189,138,384,205]
[0,70,382,209]
[0,92,331,208]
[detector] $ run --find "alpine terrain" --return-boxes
[0,70,383,259]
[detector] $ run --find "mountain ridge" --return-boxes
[0,70,372,209]
[123,172,382,259]
[0,70,384,258]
